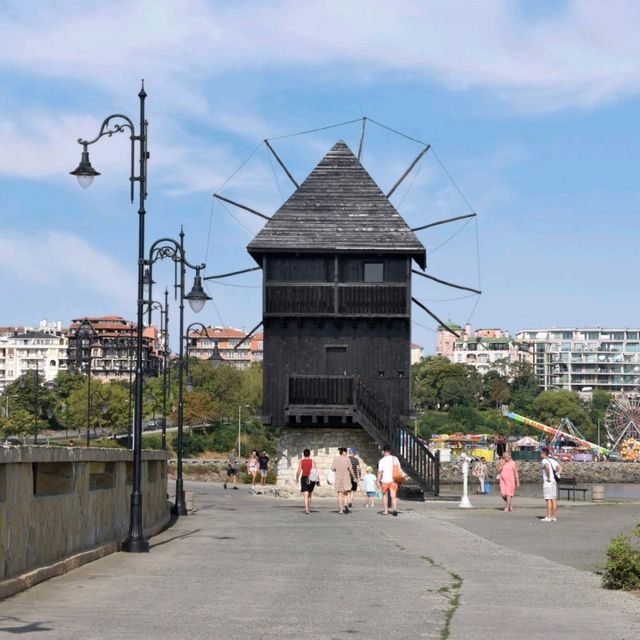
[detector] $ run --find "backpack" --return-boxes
[546,458,560,483]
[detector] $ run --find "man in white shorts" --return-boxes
[540,446,562,522]
[376,445,400,516]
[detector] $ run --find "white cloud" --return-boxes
[0,231,135,308]
[0,0,639,192]
[2,0,640,112]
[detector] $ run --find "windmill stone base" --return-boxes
[275,427,382,497]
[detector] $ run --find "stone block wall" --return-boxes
[0,446,170,581]
[439,460,640,484]
[277,427,383,497]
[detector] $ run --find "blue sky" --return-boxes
[1,0,639,353]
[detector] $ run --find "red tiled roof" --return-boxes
[189,326,248,339]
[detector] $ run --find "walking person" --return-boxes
[497,451,519,511]
[331,447,354,514]
[295,448,318,514]
[472,456,488,494]
[258,450,270,491]
[247,449,259,491]
[541,446,562,522]
[363,465,377,508]
[376,445,401,516]
[346,447,362,508]
[224,448,239,490]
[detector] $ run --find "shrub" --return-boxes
[171,430,207,457]
[602,526,640,591]
[141,433,163,450]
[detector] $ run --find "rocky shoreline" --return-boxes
[440,460,640,484]
[169,460,640,494]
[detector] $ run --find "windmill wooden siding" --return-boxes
[247,141,426,427]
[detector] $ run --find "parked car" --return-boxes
[3,437,22,446]
[144,418,166,431]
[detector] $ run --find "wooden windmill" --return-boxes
[207,125,480,495]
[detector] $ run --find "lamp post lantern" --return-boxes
[71,82,150,553]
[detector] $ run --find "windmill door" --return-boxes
[325,345,348,376]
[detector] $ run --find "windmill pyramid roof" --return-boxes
[247,141,426,268]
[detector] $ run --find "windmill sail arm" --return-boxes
[412,270,481,294]
[386,145,431,198]
[204,266,261,281]
[213,194,271,221]
[411,212,476,232]
[411,297,460,338]
[264,139,299,188]
[233,321,264,351]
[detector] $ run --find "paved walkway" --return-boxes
[1,484,639,639]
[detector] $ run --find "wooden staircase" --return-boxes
[286,375,440,496]
[353,377,440,497]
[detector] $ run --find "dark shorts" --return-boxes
[227,467,237,477]
[351,480,358,492]
[301,476,315,493]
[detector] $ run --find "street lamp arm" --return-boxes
[147,237,206,273]
[145,300,164,314]
[185,322,209,337]
[148,237,184,264]
[76,113,136,146]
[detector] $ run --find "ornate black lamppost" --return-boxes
[20,362,41,444]
[70,82,150,553]
[145,288,170,450]
[75,319,94,447]
[145,230,210,516]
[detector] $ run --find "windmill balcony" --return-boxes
[285,375,356,424]
[266,283,408,317]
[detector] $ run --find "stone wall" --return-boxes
[276,427,382,497]
[0,446,170,581]
[439,460,640,485]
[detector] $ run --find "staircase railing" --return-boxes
[354,377,439,496]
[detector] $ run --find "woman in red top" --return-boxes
[295,448,318,514]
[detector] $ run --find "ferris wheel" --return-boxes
[604,395,640,451]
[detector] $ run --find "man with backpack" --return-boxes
[540,446,562,522]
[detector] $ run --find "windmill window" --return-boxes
[364,263,384,283]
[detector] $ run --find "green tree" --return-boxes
[506,361,540,415]
[2,373,55,437]
[53,369,85,401]
[589,389,613,431]
[412,356,480,410]
[532,390,595,440]
[0,407,32,441]
[481,370,511,409]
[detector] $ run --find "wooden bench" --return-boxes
[558,477,589,501]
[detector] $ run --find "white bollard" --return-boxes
[458,453,474,509]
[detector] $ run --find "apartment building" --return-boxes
[410,343,423,365]
[0,320,68,391]
[67,316,160,381]
[438,323,526,375]
[187,326,263,369]
[516,327,640,393]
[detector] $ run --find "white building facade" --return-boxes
[0,322,68,392]
[516,327,640,393]
[438,323,526,375]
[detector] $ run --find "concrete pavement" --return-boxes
[0,483,639,640]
